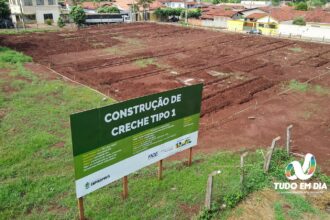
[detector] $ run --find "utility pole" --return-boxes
[18,0,26,29]
[184,0,187,24]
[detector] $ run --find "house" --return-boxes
[199,5,244,28]
[240,1,271,8]
[9,0,60,25]
[245,13,278,35]
[160,0,196,9]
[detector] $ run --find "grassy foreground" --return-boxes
[0,47,329,219]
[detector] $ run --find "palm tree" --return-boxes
[137,0,155,21]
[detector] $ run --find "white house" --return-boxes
[162,0,195,9]
[9,0,60,25]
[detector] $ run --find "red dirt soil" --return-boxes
[2,23,330,173]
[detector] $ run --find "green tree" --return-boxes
[57,17,65,28]
[69,6,86,27]
[272,0,280,6]
[0,0,10,19]
[292,16,306,25]
[97,6,120,13]
[295,2,308,10]
[181,9,201,19]
[138,0,154,21]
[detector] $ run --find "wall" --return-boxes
[164,2,185,8]
[227,20,244,32]
[9,0,60,24]
[279,24,330,40]
[201,17,230,28]
[188,18,202,26]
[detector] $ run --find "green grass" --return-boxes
[287,80,330,95]
[288,47,303,53]
[0,47,329,219]
[282,194,317,219]
[0,28,59,35]
[133,58,169,69]
[274,202,286,220]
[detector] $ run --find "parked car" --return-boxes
[0,19,14,29]
[247,29,262,35]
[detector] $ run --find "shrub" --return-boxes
[181,9,201,19]
[45,19,52,25]
[70,5,86,27]
[295,2,308,11]
[154,8,183,17]
[97,6,120,13]
[293,16,306,26]
[57,17,65,28]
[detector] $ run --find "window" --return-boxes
[269,24,276,29]
[36,0,44,5]
[48,0,54,5]
[24,0,33,6]
[258,23,264,27]
[44,13,53,20]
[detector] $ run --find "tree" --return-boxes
[137,0,154,21]
[293,16,306,25]
[295,2,308,10]
[271,0,280,6]
[97,6,120,13]
[69,6,86,27]
[0,0,10,19]
[57,17,65,28]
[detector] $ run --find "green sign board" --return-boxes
[70,84,203,198]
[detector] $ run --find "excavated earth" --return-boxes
[1,23,330,174]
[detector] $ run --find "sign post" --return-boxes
[78,197,84,220]
[122,176,128,199]
[70,84,203,216]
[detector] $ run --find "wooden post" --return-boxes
[286,125,293,155]
[204,175,213,210]
[204,170,221,210]
[78,197,85,220]
[263,136,281,173]
[240,152,248,186]
[158,160,163,180]
[188,147,193,166]
[122,176,128,199]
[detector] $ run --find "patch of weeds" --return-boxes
[286,80,330,95]
[313,85,330,95]
[288,47,303,53]
[282,193,316,219]
[134,58,158,68]
[288,80,309,92]
[10,80,27,91]
[91,42,106,48]
[0,47,32,64]
[274,202,286,220]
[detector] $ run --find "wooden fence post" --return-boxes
[204,170,221,210]
[240,152,248,186]
[263,136,281,173]
[286,125,293,155]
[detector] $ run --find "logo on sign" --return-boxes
[148,152,158,159]
[176,137,192,148]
